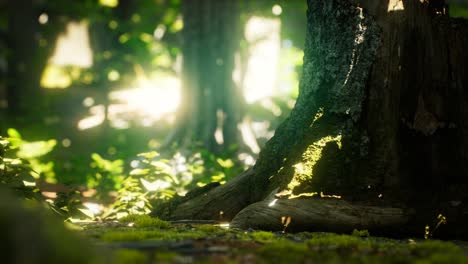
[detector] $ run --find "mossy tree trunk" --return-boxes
[157,0,468,238]
[167,0,245,153]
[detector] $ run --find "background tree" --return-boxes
[5,0,64,118]
[167,0,243,153]
[157,0,468,238]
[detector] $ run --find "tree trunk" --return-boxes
[167,0,244,153]
[6,0,62,119]
[6,0,41,117]
[157,0,468,238]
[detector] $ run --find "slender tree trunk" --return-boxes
[157,0,468,238]
[168,0,244,153]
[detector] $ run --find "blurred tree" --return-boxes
[157,0,468,238]
[6,0,46,117]
[167,0,243,153]
[4,0,88,120]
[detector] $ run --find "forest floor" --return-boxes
[77,215,468,264]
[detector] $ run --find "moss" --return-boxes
[101,228,206,242]
[86,223,468,263]
[119,214,171,228]
[258,240,310,263]
[114,250,149,264]
[251,231,277,243]
[352,229,370,237]
[410,240,464,257]
[196,224,222,233]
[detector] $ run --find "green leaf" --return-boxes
[7,128,22,140]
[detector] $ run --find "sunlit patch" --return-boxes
[83,202,102,215]
[147,139,160,149]
[243,17,281,103]
[109,72,180,125]
[288,134,342,191]
[170,16,184,32]
[217,223,230,229]
[38,13,49,24]
[50,21,93,68]
[83,97,95,107]
[268,198,278,207]
[259,99,282,117]
[272,4,283,16]
[107,70,120,81]
[387,0,404,12]
[153,24,166,40]
[62,138,71,147]
[130,160,139,168]
[281,216,291,233]
[238,152,256,166]
[119,33,130,43]
[140,178,171,192]
[239,118,260,153]
[320,192,341,199]
[99,0,118,8]
[23,180,36,187]
[42,191,57,199]
[41,65,73,88]
[78,105,105,130]
[215,110,225,145]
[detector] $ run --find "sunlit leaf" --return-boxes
[78,208,95,219]
[130,168,150,176]
[140,178,170,191]
[216,158,234,168]
[137,151,159,159]
[7,128,22,140]
[17,140,57,159]
[22,180,36,187]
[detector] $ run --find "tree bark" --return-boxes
[158,0,468,238]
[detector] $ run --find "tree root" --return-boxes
[230,197,410,235]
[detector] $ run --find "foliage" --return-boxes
[102,176,151,219]
[0,135,42,200]
[6,128,57,183]
[87,153,125,201]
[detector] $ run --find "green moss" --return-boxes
[101,228,205,242]
[114,250,149,264]
[351,229,370,237]
[308,233,372,251]
[251,231,277,243]
[86,223,468,264]
[410,240,464,257]
[119,214,171,228]
[258,240,310,263]
[196,224,222,233]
